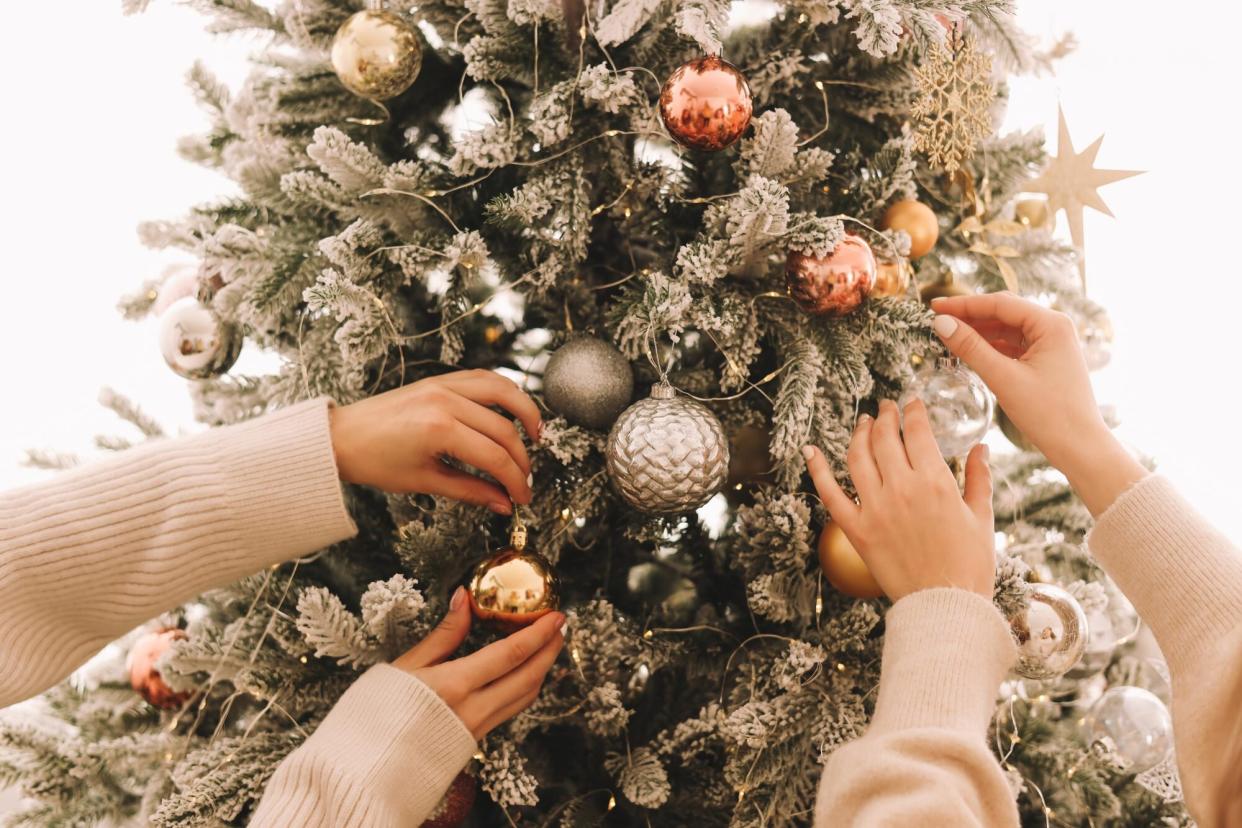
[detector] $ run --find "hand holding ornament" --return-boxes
[393,588,566,740]
[329,370,541,514]
[803,399,995,601]
[930,292,1147,516]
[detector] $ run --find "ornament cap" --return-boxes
[937,356,961,370]
[649,382,677,400]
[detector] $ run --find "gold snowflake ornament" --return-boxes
[911,31,995,174]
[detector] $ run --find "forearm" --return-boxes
[251,664,477,827]
[0,399,357,707]
[1049,428,1148,519]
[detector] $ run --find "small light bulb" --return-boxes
[607,794,616,810]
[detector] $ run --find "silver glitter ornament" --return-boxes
[543,335,634,429]
[158,296,242,380]
[1086,686,1173,774]
[606,383,729,513]
[898,356,993,458]
[1009,583,1088,681]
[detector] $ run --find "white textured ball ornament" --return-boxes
[898,356,993,458]
[543,335,634,429]
[1009,583,1088,681]
[606,383,729,513]
[1086,686,1173,774]
[158,297,242,380]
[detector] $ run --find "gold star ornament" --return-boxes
[1027,107,1142,290]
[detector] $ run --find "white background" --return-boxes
[0,0,1235,817]
[0,4,1237,812]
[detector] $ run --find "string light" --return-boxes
[642,630,653,640]
[835,662,846,672]
[607,794,617,811]
[299,655,308,664]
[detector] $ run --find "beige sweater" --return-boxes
[0,399,476,825]
[815,474,1242,828]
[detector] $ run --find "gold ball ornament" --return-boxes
[1014,197,1050,229]
[330,10,423,100]
[872,258,914,298]
[658,56,753,152]
[420,771,476,828]
[468,545,561,630]
[881,200,940,259]
[817,522,884,599]
[918,274,972,306]
[128,628,190,710]
[785,235,877,317]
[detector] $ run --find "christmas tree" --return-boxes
[0,0,1188,825]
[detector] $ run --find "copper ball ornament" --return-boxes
[785,235,877,316]
[128,628,190,709]
[158,296,243,380]
[873,258,914,298]
[881,200,940,259]
[421,771,477,828]
[330,10,423,100]
[468,546,561,630]
[658,56,753,152]
[817,522,884,599]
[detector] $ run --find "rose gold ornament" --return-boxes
[785,235,876,316]
[881,200,940,259]
[873,258,913,298]
[658,56,753,152]
[421,771,476,828]
[128,628,190,710]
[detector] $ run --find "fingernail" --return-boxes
[489,501,512,515]
[801,445,815,461]
[933,315,958,339]
[450,586,465,610]
[526,472,534,489]
[856,413,872,425]
[555,613,568,637]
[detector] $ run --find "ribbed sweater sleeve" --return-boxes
[814,588,1019,827]
[1087,474,1242,828]
[0,398,358,708]
[251,664,479,827]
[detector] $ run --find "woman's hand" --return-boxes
[803,399,995,601]
[329,370,541,514]
[393,588,566,740]
[929,293,1146,515]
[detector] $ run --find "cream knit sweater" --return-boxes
[2,400,1238,826]
[815,474,1242,827]
[0,400,476,826]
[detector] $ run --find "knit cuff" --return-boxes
[1087,474,1242,671]
[290,664,478,824]
[216,398,358,567]
[868,588,1016,736]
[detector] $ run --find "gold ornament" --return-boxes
[128,629,191,709]
[330,10,423,101]
[1014,197,1050,229]
[785,235,877,316]
[1025,107,1142,290]
[817,522,883,599]
[873,258,913,298]
[658,56,753,152]
[911,31,995,174]
[881,200,940,259]
[468,518,560,630]
[918,273,972,305]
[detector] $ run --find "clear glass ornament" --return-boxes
[1086,686,1173,774]
[899,357,993,458]
[1009,583,1088,681]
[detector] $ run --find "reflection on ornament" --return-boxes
[543,334,634,429]
[128,628,190,709]
[873,258,913,299]
[1086,686,1173,774]
[421,771,476,828]
[468,546,560,630]
[1014,197,1049,229]
[785,235,877,316]
[330,10,423,100]
[1062,607,1118,681]
[881,200,940,259]
[818,522,883,599]
[1009,583,1087,681]
[898,357,993,458]
[606,383,729,513]
[158,297,242,380]
[658,56,753,151]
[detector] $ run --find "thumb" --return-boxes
[933,314,1014,390]
[395,586,473,669]
[962,443,993,523]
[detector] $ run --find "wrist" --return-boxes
[328,404,359,484]
[1055,430,1148,517]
